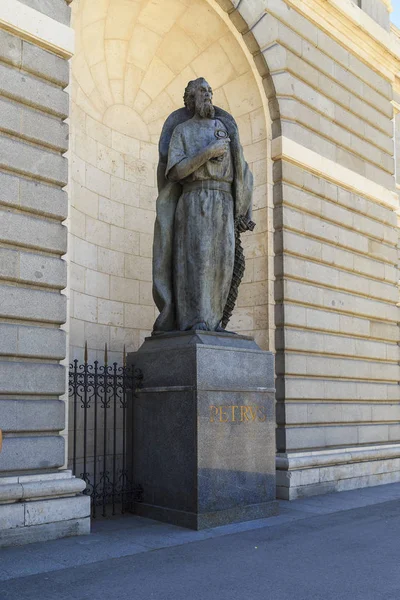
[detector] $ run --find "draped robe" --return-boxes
[152,106,253,333]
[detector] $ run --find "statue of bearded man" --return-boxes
[152,77,254,333]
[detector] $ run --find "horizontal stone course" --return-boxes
[280,401,400,426]
[276,303,399,343]
[0,29,69,88]
[278,230,397,282]
[25,496,89,527]
[21,106,68,153]
[280,377,400,402]
[0,208,67,254]
[0,361,65,395]
[277,279,398,323]
[277,469,400,500]
[276,161,397,227]
[279,352,399,382]
[17,0,71,26]
[253,8,392,101]
[269,58,392,145]
[0,172,68,220]
[0,516,90,547]
[0,323,66,359]
[274,200,397,258]
[0,399,65,432]
[0,504,24,531]
[0,135,68,185]
[278,422,400,452]
[0,63,68,118]
[277,459,400,498]
[277,91,393,171]
[0,436,64,472]
[0,28,22,68]
[279,328,399,361]
[0,248,66,289]
[277,457,400,489]
[280,121,394,189]
[22,40,69,86]
[278,254,397,302]
[19,252,67,289]
[0,284,66,324]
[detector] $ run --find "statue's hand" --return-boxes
[207,139,230,159]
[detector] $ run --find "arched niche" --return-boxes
[69,0,273,363]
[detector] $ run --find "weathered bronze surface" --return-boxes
[152,77,254,333]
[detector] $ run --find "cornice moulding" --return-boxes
[272,135,399,212]
[285,0,400,81]
[0,0,74,58]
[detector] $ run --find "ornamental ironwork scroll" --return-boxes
[68,343,143,518]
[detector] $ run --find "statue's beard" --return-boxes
[196,98,215,119]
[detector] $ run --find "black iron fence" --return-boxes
[68,343,143,518]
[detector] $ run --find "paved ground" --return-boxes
[0,483,400,599]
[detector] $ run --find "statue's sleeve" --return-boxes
[165,126,186,180]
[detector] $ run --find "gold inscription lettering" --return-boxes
[231,405,239,422]
[219,406,229,423]
[249,406,258,421]
[209,406,219,423]
[209,405,268,423]
[240,406,251,422]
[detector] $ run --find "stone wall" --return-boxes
[0,0,398,542]
[350,0,391,30]
[69,0,400,499]
[0,1,89,546]
[217,0,400,499]
[360,0,391,31]
[0,26,68,474]
[17,0,71,24]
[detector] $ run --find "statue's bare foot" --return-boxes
[190,322,208,331]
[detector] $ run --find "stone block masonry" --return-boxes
[0,3,90,547]
[0,0,398,537]
[215,0,400,499]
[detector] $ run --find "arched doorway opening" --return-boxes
[69,0,274,364]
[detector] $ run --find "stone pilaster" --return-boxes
[0,0,90,546]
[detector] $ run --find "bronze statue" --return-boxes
[152,77,254,333]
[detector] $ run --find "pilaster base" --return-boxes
[0,470,90,547]
[276,444,400,500]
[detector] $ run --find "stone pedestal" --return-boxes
[128,331,278,529]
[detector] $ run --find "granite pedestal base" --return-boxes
[128,331,278,530]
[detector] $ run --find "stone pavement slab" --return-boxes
[0,496,400,600]
[0,482,399,598]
